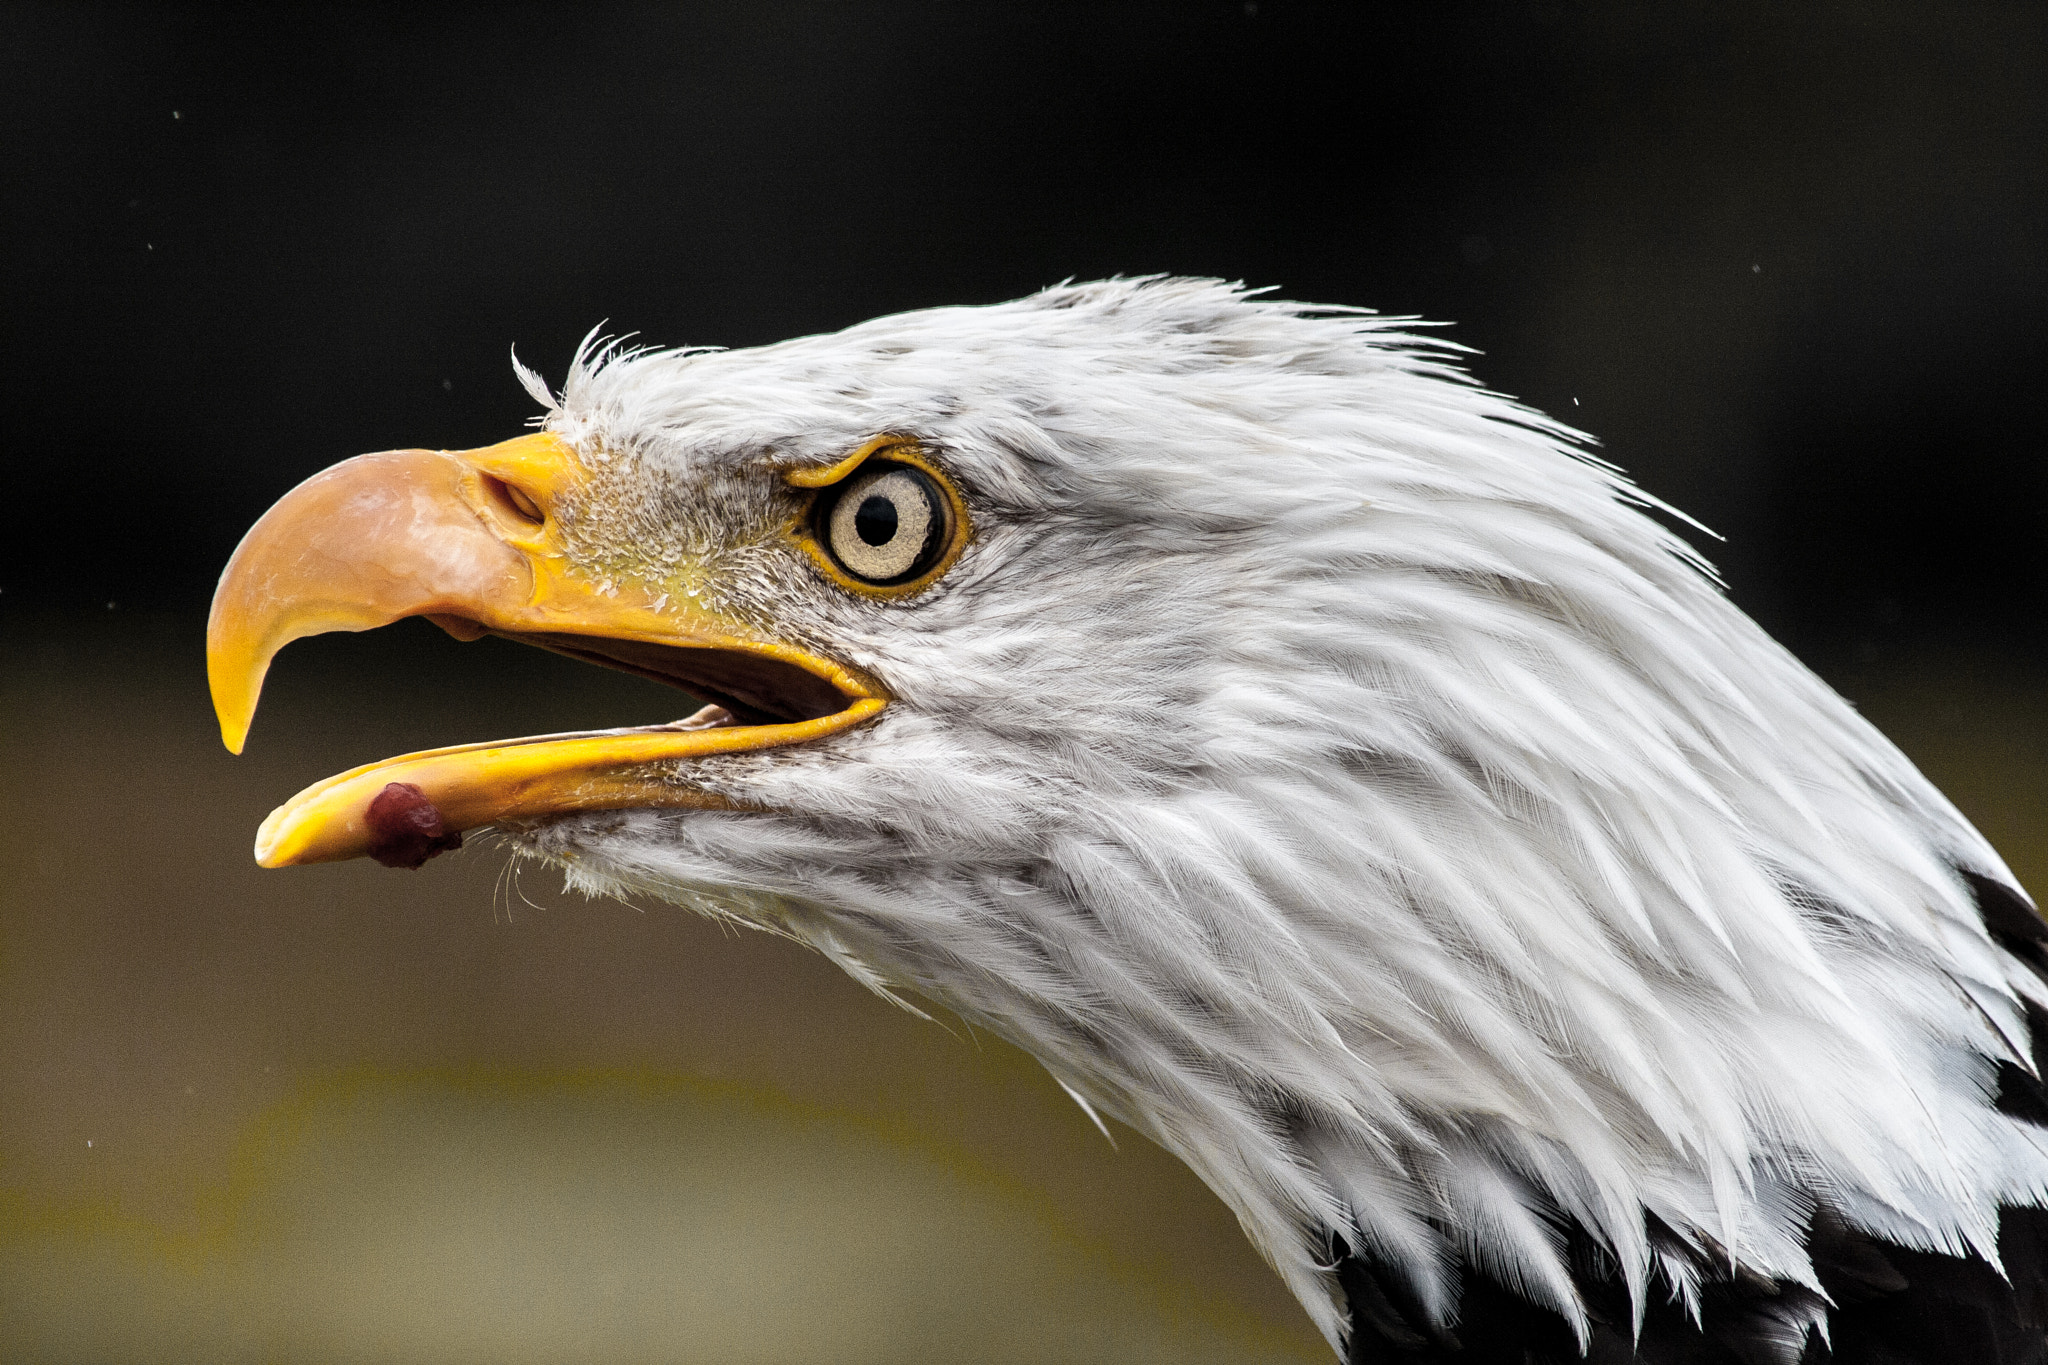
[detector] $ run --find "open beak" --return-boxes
[208,432,882,869]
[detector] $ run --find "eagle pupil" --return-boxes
[855,495,898,546]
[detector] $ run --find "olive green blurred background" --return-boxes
[3,3,2044,1360]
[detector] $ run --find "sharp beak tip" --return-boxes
[213,698,252,754]
[206,636,259,756]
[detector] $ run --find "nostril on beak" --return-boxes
[483,475,544,526]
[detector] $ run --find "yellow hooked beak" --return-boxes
[208,432,882,869]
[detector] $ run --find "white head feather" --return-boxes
[505,277,2046,1353]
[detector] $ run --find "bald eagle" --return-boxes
[209,279,2048,1363]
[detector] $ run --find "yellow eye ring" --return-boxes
[786,437,971,599]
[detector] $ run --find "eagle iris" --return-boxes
[821,464,944,584]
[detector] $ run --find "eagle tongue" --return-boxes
[364,782,464,869]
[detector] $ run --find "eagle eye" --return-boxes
[818,463,947,585]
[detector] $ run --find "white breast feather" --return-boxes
[507,278,2048,1354]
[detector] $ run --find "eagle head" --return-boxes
[209,278,2048,1361]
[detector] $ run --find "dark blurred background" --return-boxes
[2,4,2043,1361]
